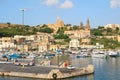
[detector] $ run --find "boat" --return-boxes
[91,50,107,58]
[76,54,90,58]
[76,49,90,58]
[116,50,120,57]
[107,51,118,57]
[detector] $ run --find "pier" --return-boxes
[0,63,94,79]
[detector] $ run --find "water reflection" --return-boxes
[63,74,94,80]
[69,57,120,80]
[92,58,107,70]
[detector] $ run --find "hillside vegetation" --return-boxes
[91,26,120,49]
[0,24,53,37]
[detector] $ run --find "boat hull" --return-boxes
[91,54,107,58]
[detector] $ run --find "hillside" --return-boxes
[91,26,120,49]
[0,23,54,37]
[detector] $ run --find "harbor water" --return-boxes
[0,56,120,80]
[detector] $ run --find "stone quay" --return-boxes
[0,63,94,79]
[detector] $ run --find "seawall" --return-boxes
[0,64,94,79]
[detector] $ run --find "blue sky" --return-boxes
[0,0,120,28]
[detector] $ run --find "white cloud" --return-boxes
[110,0,120,8]
[43,0,59,6]
[59,0,74,9]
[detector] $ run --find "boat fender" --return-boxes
[52,73,57,79]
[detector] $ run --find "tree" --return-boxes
[65,24,71,26]
[53,33,68,39]
[115,27,119,33]
[39,27,53,33]
[98,26,104,29]
[91,29,103,36]
[73,25,79,30]
[32,27,38,32]
[57,27,65,34]
[41,24,48,27]
[7,22,11,27]
[64,38,71,42]
[106,28,112,33]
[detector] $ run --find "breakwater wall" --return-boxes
[0,65,94,79]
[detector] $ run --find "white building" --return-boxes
[69,38,79,48]
[104,24,120,29]
[0,37,16,51]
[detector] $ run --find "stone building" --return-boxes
[64,19,91,39]
[104,24,120,29]
[81,38,90,44]
[0,37,16,51]
[49,45,58,51]
[26,33,50,52]
[85,19,90,30]
[47,17,64,33]
[65,30,90,39]
[117,36,120,42]
[69,38,80,48]
[13,33,50,52]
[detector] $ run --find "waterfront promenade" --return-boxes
[0,63,94,79]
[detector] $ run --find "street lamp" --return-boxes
[57,47,61,67]
[20,9,26,26]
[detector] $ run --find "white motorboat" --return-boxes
[91,50,107,58]
[107,51,118,57]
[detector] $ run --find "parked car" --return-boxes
[67,65,75,70]
[14,59,35,66]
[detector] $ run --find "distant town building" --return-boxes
[0,37,16,51]
[27,33,50,52]
[64,19,91,39]
[69,38,79,48]
[80,22,83,28]
[49,45,58,51]
[13,33,50,52]
[117,36,120,42]
[104,24,120,29]
[81,38,90,44]
[97,36,117,40]
[37,42,48,52]
[80,45,96,48]
[47,17,64,33]
[85,19,90,30]
[65,29,90,39]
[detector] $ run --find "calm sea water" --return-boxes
[0,57,120,80]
